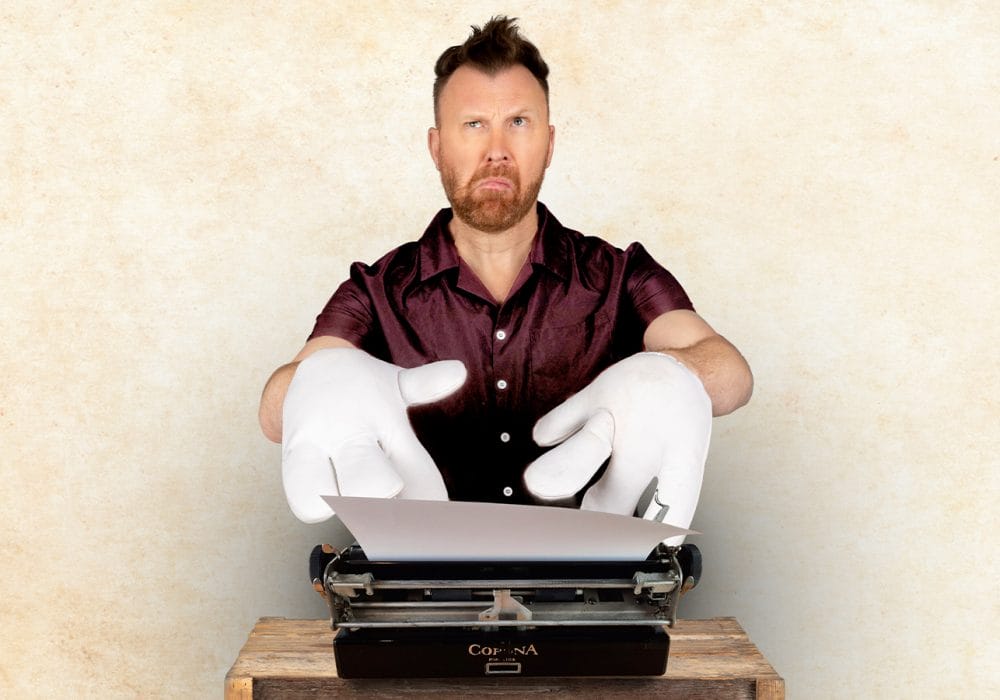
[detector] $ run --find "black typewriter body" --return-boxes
[309,543,702,678]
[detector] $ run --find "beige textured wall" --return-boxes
[2,2,997,697]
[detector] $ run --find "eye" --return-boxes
[512,117,527,127]
[465,120,482,128]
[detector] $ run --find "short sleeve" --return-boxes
[623,242,694,326]
[308,262,375,346]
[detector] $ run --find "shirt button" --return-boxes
[496,379,508,390]
[499,432,511,443]
[496,329,507,340]
[502,486,513,497]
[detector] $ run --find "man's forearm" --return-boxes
[259,362,299,443]
[654,335,753,417]
[260,336,358,443]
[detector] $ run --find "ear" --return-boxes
[545,124,555,168]
[428,127,441,171]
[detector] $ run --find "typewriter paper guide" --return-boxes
[322,496,696,561]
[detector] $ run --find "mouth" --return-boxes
[475,176,514,191]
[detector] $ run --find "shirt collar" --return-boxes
[417,208,461,282]
[529,204,571,281]
[418,203,570,283]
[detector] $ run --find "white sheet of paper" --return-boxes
[322,496,696,561]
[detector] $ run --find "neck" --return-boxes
[448,206,539,303]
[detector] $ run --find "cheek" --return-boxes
[440,143,482,173]
[518,139,551,172]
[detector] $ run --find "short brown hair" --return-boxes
[433,16,550,122]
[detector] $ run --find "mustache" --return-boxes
[472,164,518,184]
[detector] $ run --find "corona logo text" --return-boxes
[467,643,539,657]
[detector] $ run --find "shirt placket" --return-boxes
[491,306,517,500]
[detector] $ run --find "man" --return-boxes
[259,17,752,534]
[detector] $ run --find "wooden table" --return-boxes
[226,617,784,698]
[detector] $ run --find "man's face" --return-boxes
[429,65,555,233]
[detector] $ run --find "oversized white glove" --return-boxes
[523,352,711,540]
[282,348,467,523]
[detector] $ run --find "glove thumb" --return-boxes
[398,360,467,406]
[532,389,597,447]
[524,410,614,500]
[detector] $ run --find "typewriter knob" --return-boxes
[309,544,337,592]
[677,543,702,592]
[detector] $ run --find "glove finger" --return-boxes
[580,443,660,516]
[582,407,709,517]
[398,360,467,406]
[379,427,449,500]
[282,443,339,524]
[640,407,712,540]
[532,388,599,447]
[331,438,407,499]
[524,410,614,500]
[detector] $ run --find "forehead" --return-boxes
[438,64,548,117]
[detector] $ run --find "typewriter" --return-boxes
[308,540,701,678]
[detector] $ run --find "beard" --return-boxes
[440,162,544,233]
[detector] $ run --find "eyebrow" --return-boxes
[459,106,540,120]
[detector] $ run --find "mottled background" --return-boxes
[2,1,997,697]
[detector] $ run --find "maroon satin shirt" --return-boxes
[309,203,693,504]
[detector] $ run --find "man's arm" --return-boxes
[643,309,753,417]
[259,335,356,443]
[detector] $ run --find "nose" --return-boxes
[485,129,511,163]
